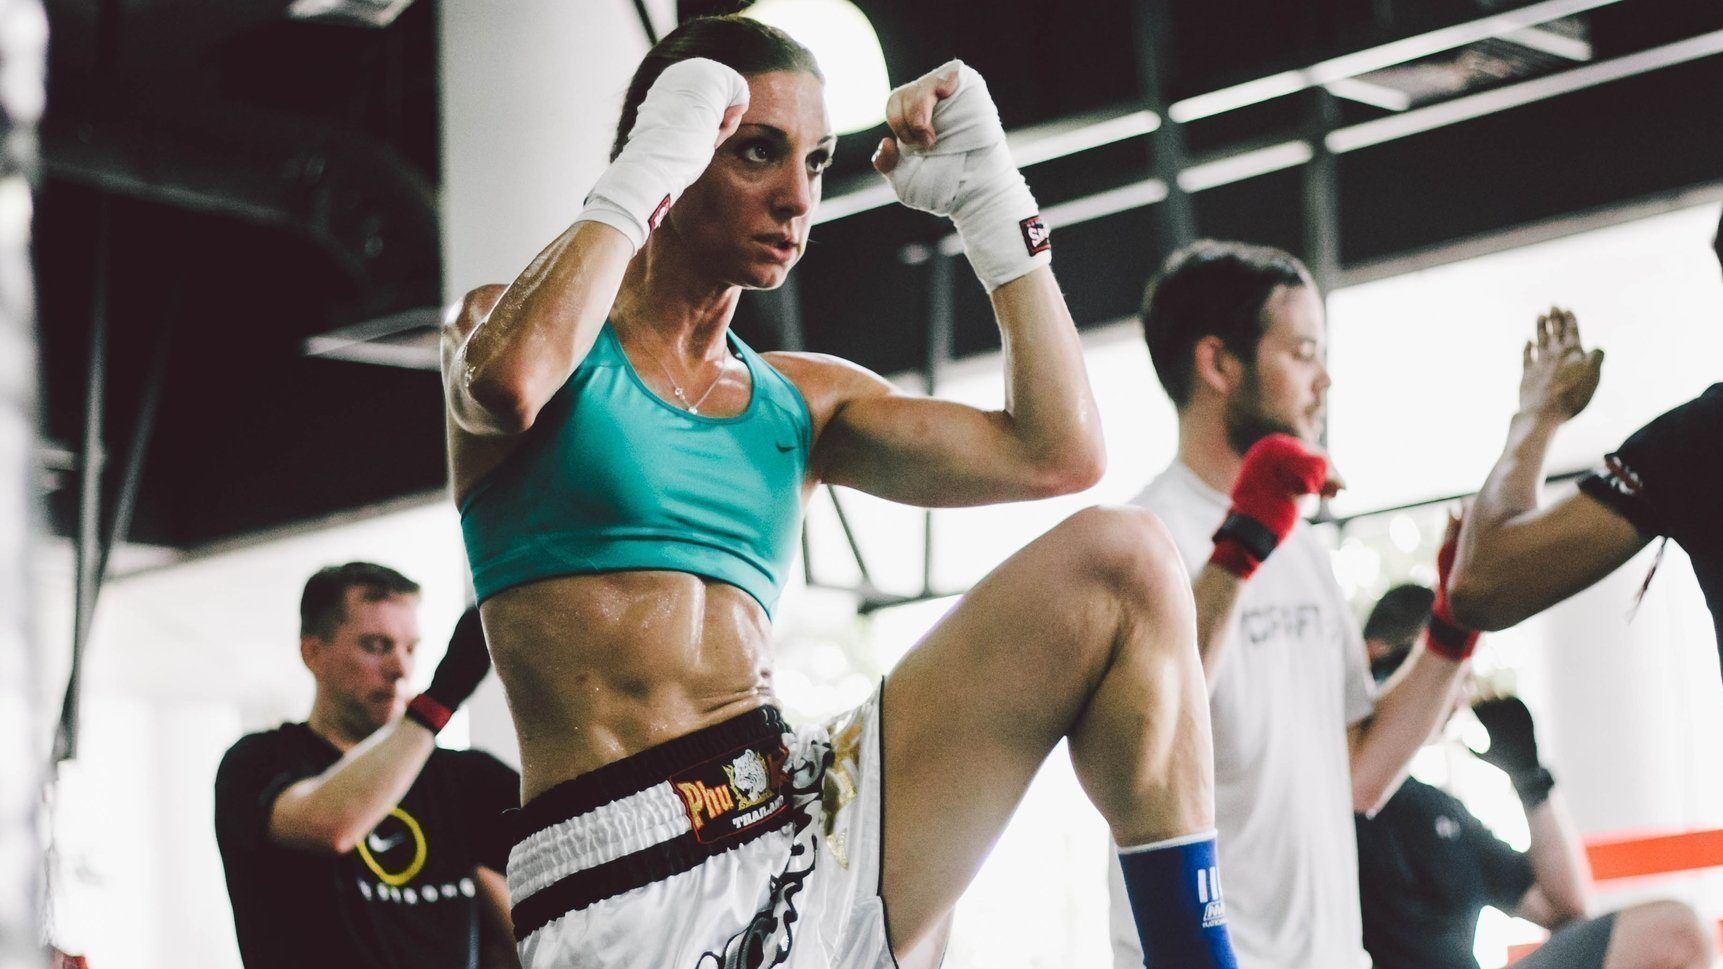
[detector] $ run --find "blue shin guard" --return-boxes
[1116,831,1238,969]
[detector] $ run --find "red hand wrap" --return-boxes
[1426,518,1479,661]
[1209,434,1328,579]
[404,693,453,734]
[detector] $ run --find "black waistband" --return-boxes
[510,705,790,846]
[508,705,800,940]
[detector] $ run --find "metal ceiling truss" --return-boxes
[295,0,1718,615]
[44,100,440,314]
[910,24,1723,258]
[802,1,1721,615]
[816,0,1636,227]
[305,0,1716,370]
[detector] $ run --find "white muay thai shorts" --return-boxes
[507,690,896,969]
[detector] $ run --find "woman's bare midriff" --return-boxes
[479,570,778,802]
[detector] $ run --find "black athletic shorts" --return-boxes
[1515,911,1617,969]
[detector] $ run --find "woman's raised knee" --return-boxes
[990,506,1194,693]
[1053,505,1188,606]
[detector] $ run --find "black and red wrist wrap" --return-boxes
[1211,513,1282,579]
[1423,609,1478,662]
[405,693,454,734]
[1208,434,1329,580]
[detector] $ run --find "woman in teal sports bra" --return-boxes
[441,16,1236,969]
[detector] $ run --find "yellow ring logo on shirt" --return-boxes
[355,807,427,886]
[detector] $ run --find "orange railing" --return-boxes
[1504,829,1723,964]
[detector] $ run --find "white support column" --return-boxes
[1526,541,1723,834]
[439,0,670,300]
[0,1,48,966]
[438,0,673,762]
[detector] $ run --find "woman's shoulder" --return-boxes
[759,350,893,397]
[759,350,894,428]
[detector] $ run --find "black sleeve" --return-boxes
[454,750,521,873]
[1579,384,1723,549]
[1456,808,1536,912]
[213,730,315,860]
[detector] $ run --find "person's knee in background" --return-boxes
[1606,899,1712,969]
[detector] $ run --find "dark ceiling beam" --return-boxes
[909,26,1723,260]
[1325,26,1723,152]
[302,305,440,368]
[41,101,438,305]
[55,194,107,765]
[1165,0,1627,122]
[818,0,1634,227]
[111,487,448,581]
[631,0,659,45]
[1133,0,1195,253]
[1300,89,1342,291]
[1338,180,1723,288]
[304,20,1723,377]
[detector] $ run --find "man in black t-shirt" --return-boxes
[1356,586,1709,969]
[1450,214,1723,651]
[215,563,521,969]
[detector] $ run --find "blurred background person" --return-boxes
[1357,584,1710,969]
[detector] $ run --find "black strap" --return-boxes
[510,706,789,844]
[1212,512,1279,562]
[1511,767,1556,810]
[1426,613,1473,654]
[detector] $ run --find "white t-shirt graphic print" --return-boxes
[1109,462,1375,969]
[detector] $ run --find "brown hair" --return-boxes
[1364,583,1436,681]
[611,15,822,161]
[299,562,419,639]
[1142,240,1314,407]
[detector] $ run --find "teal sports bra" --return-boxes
[459,323,811,617]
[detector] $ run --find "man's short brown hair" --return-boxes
[1142,240,1313,407]
[299,562,420,639]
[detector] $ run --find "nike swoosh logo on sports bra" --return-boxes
[367,831,407,853]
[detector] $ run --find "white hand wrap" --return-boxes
[578,58,749,252]
[884,61,1050,291]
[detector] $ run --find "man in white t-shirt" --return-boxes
[1109,240,1476,969]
